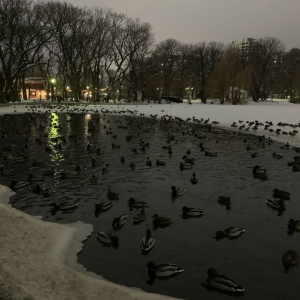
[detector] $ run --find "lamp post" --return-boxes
[50,78,56,101]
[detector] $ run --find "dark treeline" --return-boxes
[0,0,299,103]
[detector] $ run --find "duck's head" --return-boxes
[147,261,156,271]
[171,186,176,191]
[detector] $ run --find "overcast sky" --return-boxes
[61,0,299,50]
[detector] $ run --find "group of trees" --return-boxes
[1,0,299,103]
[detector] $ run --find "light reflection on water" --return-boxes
[0,112,300,300]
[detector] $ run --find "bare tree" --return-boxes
[0,0,52,102]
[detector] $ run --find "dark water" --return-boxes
[1,110,300,300]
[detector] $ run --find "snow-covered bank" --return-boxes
[0,185,178,300]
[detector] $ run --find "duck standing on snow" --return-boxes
[141,229,155,253]
[147,261,184,285]
[206,268,245,293]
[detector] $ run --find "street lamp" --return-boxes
[50,78,56,101]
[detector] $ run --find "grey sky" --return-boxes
[62,0,299,50]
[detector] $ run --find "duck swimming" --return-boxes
[141,229,155,253]
[217,196,231,210]
[282,250,299,272]
[147,261,184,285]
[128,197,148,210]
[107,188,119,201]
[156,159,166,166]
[97,232,119,248]
[180,162,193,171]
[182,206,205,218]
[273,188,290,200]
[252,165,268,180]
[206,268,245,293]
[112,214,127,229]
[89,174,98,184]
[288,219,300,234]
[94,201,114,217]
[50,201,78,216]
[58,171,79,179]
[266,199,285,215]
[171,186,185,198]
[152,214,173,229]
[190,173,198,184]
[133,208,146,224]
[215,227,245,240]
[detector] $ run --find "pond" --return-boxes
[0,110,300,300]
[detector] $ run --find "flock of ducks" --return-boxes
[1,103,300,297]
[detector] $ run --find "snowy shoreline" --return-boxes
[0,101,299,299]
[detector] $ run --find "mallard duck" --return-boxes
[133,208,146,224]
[96,232,119,247]
[146,157,152,167]
[252,165,268,180]
[282,250,299,271]
[272,153,283,159]
[129,162,136,171]
[217,196,231,210]
[107,188,119,201]
[141,229,155,253]
[128,197,148,210]
[205,151,218,157]
[156,159,166,167]
[28,174,45,182]
[182,155,194,165]
[207,268,245,293]
[266,199,285,215]
[58,171,79,179]
[10,180,28,191]
[182,206,205,218]
[50,201,78,216]
[171,186,185,198]
[147,261,184,280]
[153,214,173,229]
[288,219,300,234]
[90,174,98,184]
[215,227,245,240]
[112,214,127,229]
[190,173,198,184]
[180,162,193,171]
[120,156,126,163]
[94,201,114,217]
[273,188,290,200]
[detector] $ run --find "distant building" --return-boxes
[21,77,47,100]
[231,38,256,58]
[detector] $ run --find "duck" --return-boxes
[141,230,155,253]
[171,186,185,198]
[94,201,114,217]
[282,250,299,271]
[182,206,205,218]
[107,188,119,201]
[156,159,166,166]
[10,180,28,191]
[180,162,193,171]
[147,261,184,284]
[215,227,245,240]
[112,214,127,229]
[96,232,119,248]
[182,155,194,165]
[129,162,136,171]
[252,165,268,180]
[120,156,126,163]
[146,157,152,167]
[58,171,79,179]
[273,188,290,200]
[91,158,101,167]
[288,219,300,234]
[217,196,231,210]
[128,197,148,210]
[190,173,198,184]
[272,152,283,159]
[50,201,78,216]
[205,151,218,157]
[207,268,245,293]
[152,214,173,229]
[266,199,285,215]
[28,174,45,182]
[89,174,98,184]
[133,208,146,224]
[102,163,109,174]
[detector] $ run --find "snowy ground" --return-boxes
[0,99,299,300]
